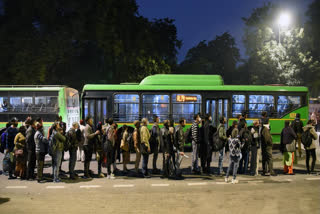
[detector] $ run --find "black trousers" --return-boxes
[306,149,316,173]
[83,145,93,177]
[27,150,36,179]
[250,145,257,175]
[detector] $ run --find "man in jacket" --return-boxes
[291,113,304,158]
[103,118,116,179]
[200,114,213,175]
[217,116,228,175]
[133,121,141,174]
[67,122,80,179]
[151,115,161,174]
[83,116,100,179]
[140,118,151,178]
[191,114,201,174]
[260,119,276,176]
[303,120,318,174]
[26,119,36,180]
[34,122,48,183]
[174,118,186,178]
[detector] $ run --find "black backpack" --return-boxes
[0,128,7,153]
[212,126,225,152]
[301,128,313,148]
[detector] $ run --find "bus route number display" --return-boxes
[176,95,197,102]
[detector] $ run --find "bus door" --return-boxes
[83,99,107,126]
[206,99,229,128]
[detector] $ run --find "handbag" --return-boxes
[286,140,296,153]
[120,139,129,152]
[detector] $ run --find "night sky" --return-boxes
[136,0,313,62]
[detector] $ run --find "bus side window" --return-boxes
[277,96,300,117]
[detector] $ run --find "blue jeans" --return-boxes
[53,150,63,181]
[218,148,225,174]
[142,153,149,176]
[239,150,249,174]
[69,149,77,177]
[192,141,199,171]
[226,155,240,179]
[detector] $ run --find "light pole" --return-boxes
[277,12,291,44]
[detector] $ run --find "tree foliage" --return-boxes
[0,0,181,90]
[242,2,320,91]
[176,32,241,84]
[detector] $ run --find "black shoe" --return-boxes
[8,176,17,180]
[152,168,161,174]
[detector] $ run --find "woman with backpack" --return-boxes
[303,120,318,174]
[280,121,297,175]
[14,126,27,179]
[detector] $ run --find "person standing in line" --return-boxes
[140,118,151,178]
[250,120,260,176]
[280,121,297,175]
[225,128,244,184]
[67,122,80,179]
[191,114,201,174]
[120,125,130,173]
[14,126,27,179]
[200,114,213,175]
[83,116,100,179]
[174,118,186,178]
[94,122,105,178]
[103,118,116,179]
[260,118,277,176]
[161,120,170,178]
[303,120,318,174]
[238,123,252,174]
[77,120,85,162]
[133,121,141,174]
[291,113,304,158]
[150,115,161,174]
[51,122,67,183]
[26,119,36,180]
[34,122,48,183]
[217,116,228,175]
[5,117,19,179]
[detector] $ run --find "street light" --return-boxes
[277,12,291,44]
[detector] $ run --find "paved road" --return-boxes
[0,152,319,214]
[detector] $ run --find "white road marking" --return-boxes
[247,181,264,183]
[305,177,320,181]
[80,185,101,188]
[46,186,65,189]
[187,182,207,186]
[113,184,134,188]
[6,186,28,189]
[151,184,170,187]
[215,182,230,185]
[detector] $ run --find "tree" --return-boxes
[177,32,240,84]
[242,2,320,88]
[0,0,181,90]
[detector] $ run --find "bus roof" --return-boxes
[0,85,67,91]
[83,75,308,92]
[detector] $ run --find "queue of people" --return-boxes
[0,111,319,184]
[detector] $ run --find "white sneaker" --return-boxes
[110,173,116,179]
[225,177,229,183]
[107,175,111,179]
[231,179,238,184]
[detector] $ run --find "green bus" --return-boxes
[0,86,80,133]
[81,74,309,144]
